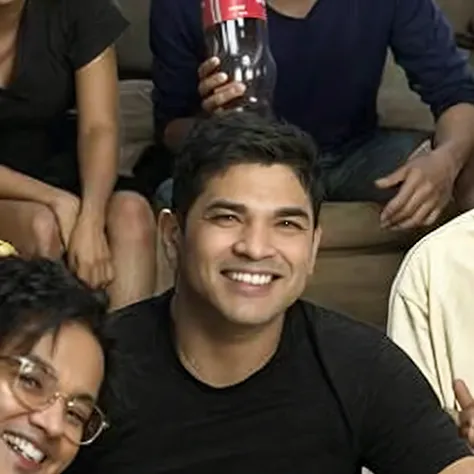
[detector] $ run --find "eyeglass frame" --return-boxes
[0,355,109,445]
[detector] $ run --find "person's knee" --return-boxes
[30,206,62,258]
[107,193,156,247]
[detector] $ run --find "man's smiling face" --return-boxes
[175,162,320,327]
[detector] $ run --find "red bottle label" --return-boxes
[202,0,267,28]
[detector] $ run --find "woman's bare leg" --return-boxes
[0,200,62,258]
[106,191,157,310]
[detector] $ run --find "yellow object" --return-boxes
[388,208,474,411]
[0,240,17,256]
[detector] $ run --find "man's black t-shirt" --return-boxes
[67,291,471,474]
[0,0,127,184]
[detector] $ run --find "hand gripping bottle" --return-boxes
[202,0,277,116]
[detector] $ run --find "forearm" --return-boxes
[163,118,197,152]
[0,165,62,206]
[434,103,474,177]
[77,126,118,223]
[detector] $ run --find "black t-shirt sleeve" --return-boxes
[66,0,129,70]
[360,336,471,474]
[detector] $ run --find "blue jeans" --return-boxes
[155,128,430,207]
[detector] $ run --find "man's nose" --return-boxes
[233,222,276,260]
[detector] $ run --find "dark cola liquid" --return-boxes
[204,17,276,116]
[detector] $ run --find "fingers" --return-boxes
[455,379,474,410]
[105,261,115,285]
[198,57,226,99]
[198,56,246,113]
[459,424,474,449]
[90,259,114,289]
[59,222,74,250]
[201,81,246,114]
[198,71,228,98]
[375,164,409,190]
[393,201,440,230]
[198,56,220,80]
[458,409,474,449]
[384,183,442,230]
[454,381,474,450]
[68,252,114,289]
[379,162,447,229]
[380,169,419,227]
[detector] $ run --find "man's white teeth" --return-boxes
[228,272,273,286]
[2,433,45,463]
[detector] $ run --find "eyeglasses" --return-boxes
[0,355,109,445]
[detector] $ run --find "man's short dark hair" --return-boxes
[0,256,115,407]
[172,112,323,226]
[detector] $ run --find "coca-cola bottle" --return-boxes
[201,0,277,116]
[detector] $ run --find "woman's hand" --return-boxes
[67,213,114,289]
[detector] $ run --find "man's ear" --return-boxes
[308,225,322,276]
[157,208,181,267]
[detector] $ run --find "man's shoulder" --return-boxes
[392,209,474,288]
[408,209,474,258]
[296,298,382,332]
[293,299,386,357]
[107,290,172,346]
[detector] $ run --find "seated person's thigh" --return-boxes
[323,128,430,202]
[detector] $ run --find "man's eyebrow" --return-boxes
[204,199,247,214]
[204,201,312,223]
[274,206,311,222]
[275,206,311,225]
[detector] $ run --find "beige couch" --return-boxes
[115,0,474,330]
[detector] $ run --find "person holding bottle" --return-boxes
[151,0,474,232]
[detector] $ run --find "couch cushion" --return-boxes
[318,202,426,250]
[377,52,435,132]
[304,249,404,329]
[437,0,474,35]
[118,79,154,175]
[114,0,153,76]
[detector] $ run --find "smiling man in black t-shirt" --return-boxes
[68,112,474,474]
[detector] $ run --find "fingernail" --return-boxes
[234,83,246,93]
[219,73,228,81]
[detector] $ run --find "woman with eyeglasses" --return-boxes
[0,255,113,473]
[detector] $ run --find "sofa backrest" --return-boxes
[114,0,153,78]
[438,0,474,35]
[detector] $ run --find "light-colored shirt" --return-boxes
[387,209,474,410]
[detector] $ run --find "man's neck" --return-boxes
[171,291,285,388]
